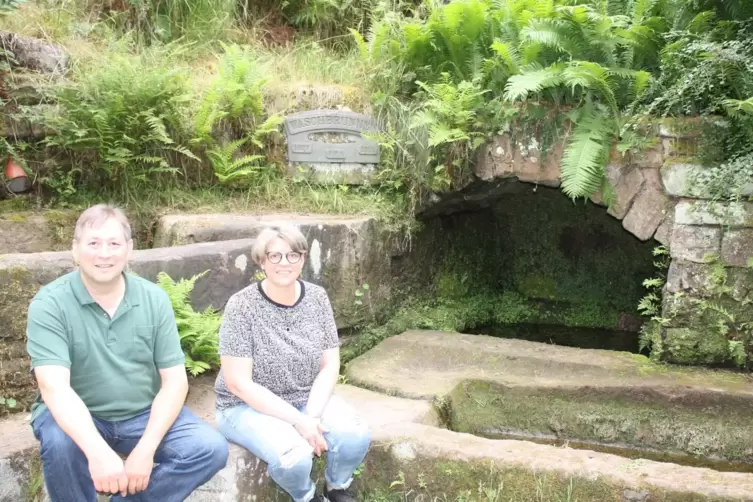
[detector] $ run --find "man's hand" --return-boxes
[88,446,128,496]
[124,445,155,495]
[294,415,329,456]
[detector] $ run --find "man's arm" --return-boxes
[305,348,340,419]
[124,365,187,494]
[27,300,128,495]
[123,288,189,495]
[134,365,188,452]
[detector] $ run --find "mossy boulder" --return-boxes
[0,210,77,254]
[447,379,753,463]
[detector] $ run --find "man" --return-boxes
[25,204,228,502]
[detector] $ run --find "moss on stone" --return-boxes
[43,210,78,250]
[0,267,41,413]
[664,327,730,365]
[354,447,732,502]
[447,379,753,463]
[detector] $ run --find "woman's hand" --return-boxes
[294,415,329,456]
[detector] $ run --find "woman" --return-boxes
[214,225,370,502]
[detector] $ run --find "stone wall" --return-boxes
[425,117,753,366]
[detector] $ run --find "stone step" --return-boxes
[346,330,753,464]
[4,378,753,501]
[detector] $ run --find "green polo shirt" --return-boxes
[26,270,186,423]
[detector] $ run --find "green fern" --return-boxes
[206,138,266,185]
[560,107,611,198]
[156,271,221,377]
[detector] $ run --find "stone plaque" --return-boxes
[283,110,380,164]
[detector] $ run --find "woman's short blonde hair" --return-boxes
[251,225,309,265]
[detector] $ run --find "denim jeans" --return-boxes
[32,406,229,502]
[216,394,371,502]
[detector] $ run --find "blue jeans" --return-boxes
[32,406,229,502]
[216,394,371,502]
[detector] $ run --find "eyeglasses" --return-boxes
[266,251,304,264]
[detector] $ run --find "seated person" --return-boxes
[214,225,371,502]
[26,204,229,502]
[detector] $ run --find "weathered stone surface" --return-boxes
[153,214,393,328]
[0,211,77,254]
[665,260,715,294]
[661,163,706,198]
[346,331,753,399]
[675,200,753,227]
[474,135,514,181]
[721,229,753,267]
[0,31,68,74]
[605,164,644,219]
[448,379,753,462]
[513,134,562,187]
[653,202,675,245]
[621,168,669,240]
[670,225,722,263]
[2,105,55,140]
[629,141,664,169]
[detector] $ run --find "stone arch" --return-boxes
[419,119,753,367]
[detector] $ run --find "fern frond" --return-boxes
[561,107,612,199]
[503,63,565,102]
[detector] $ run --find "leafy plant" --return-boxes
[156,270,222,376]
[193,43,269,147]
[0,396,17,409]
[637,245,670,354]
[41,45,198,201]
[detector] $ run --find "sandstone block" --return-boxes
[605,164,644,220]
[721,229,753,267]
[474,135,515,181]
[0,31,68,74]
[621,169,669,240]
[669,225,722,263]
[513,135,562,187]
[674,200,753,227]
[665,260,715,295]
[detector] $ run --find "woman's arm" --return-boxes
[222,356,303,425]
[304,348,339,418]
[223,355,328,455]
[304,288,341,418]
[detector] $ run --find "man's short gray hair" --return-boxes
[251,225,308,265]
[73,204,132,242]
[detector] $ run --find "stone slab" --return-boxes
[670,225,722,263]
[675,200,753,227]
[662,163,753,200]
[606,164,644,220]
[345,331,753,399]
[621,169,669,241]
[152,213,393,329]
[0,211,76,254]
[721,229,753,267]
[0,32,68,74]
